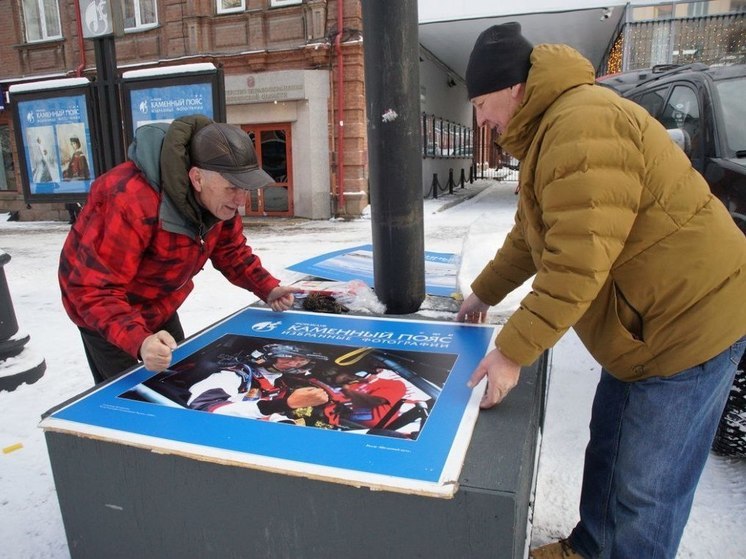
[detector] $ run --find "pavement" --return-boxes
[242,177,497,228]
[427,178,494,213]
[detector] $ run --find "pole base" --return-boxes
[0,347,46,392]
[0,332,31,360]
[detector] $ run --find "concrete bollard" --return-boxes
[0,250,46,392]
[0,251,19,342]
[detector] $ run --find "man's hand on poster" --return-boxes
[456,292,490,323]
[287,386,329,409]
[467,348,521,408]
[267,286,302,311]
[141,330,178,372]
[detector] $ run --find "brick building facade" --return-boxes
[0,0,367,220]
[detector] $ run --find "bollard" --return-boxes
[0,250,46,391]
[0,251,19,343]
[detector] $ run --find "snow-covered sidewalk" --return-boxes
[0,180,744,558]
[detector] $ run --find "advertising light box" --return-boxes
[122,63,225,145]
[10,78,98,203]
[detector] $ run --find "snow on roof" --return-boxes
[8,78,90,93]
[122,63,217,80]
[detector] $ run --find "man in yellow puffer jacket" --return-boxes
[457,22,746,559]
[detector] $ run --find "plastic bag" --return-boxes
[293,280,386,314]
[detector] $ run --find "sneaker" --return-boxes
[529,538,582,558]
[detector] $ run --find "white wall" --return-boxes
[419,52,474,196]
[226,69,331,219]
[293,71,331,219]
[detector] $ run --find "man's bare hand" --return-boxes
[457,292,490,323]
[267,286,301,312]
[467,348,521,408]
[140,330,177,372]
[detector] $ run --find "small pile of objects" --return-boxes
[302,292,349,314]
[293,279,386,315]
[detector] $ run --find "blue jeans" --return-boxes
[569,337,746,559]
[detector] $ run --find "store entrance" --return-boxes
[241,123,293,217]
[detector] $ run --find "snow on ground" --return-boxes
[0,180,744,558]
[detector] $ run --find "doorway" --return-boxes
[241,123,293,217]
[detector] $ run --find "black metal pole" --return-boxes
[0,252,19,342]
[93,36,125,171]
[362,0,425,314]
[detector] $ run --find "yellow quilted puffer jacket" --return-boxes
[472,44,746,381]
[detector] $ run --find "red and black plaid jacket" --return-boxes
[59,161,279,358]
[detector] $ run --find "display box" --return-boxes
[41,308,548,558]
[42,307,495,497]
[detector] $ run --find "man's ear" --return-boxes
[188,167,202,192]
[509,82,526,100]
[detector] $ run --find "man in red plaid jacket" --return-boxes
[59,115,297,384]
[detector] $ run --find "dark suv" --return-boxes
[597,63,746,457]
[598,63,746,232]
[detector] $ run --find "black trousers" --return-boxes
[79,313,185,385]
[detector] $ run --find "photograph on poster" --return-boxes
[287,244,460,297]
[41,308,496,496]
[25,126,59,186]
[119,334,452,440]
[57,123,91,181]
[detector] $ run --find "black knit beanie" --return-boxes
[465,22,534,99]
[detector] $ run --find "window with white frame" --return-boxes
[124,0,158,31]
[217,0,245,14]
[21,0,62,42]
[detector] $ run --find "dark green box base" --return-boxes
[44,352,547,559]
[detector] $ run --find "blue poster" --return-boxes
[287,244,460,297]
[17,95,94,196]
[129,83,214,132]
[41,308,495,497]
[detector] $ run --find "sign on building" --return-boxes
[77,0,123,38]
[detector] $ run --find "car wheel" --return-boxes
[711,353,746,458]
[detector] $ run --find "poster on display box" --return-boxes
[41,308,496,497]
[287,244,461,297]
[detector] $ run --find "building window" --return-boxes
[21,0,62,42]
[217,0,245,14]
[687,2,709,17]
[124,0,158,31]
[655,4,674,19]
[0,126,17,191]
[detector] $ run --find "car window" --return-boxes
[717,77,746,154]
[660,86,699,133]
[630,88,668,118]
[659,85,703,166]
